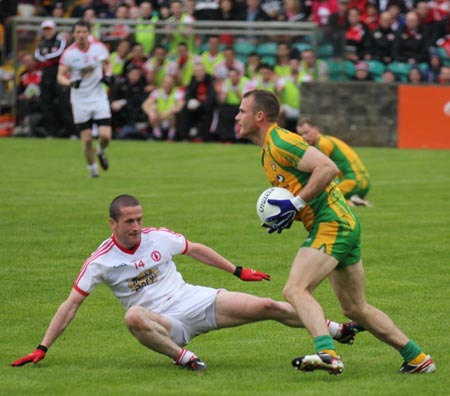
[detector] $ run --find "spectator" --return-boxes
[428,0,449,22]
[110,39,131,77]
[123,43,148,80]
[143,45,177,89]
[104,4,131,46]
[50,2,66,18]
[215,67,252,142]
[199,35,225,75]
[217,0,240,45]
[424,48,443,82]
[438,65,450,84]
[281,0,308,21]
[96,0,118,19]
[368,11,397,64]
[261,0,286,20]
[194,0,221,20]
[361,3,380,31]
[347,0,366,14]
[251,62,278,92]
[406,65,425,83]
[82,8,102,40]
[245,51,261,79]
[344,7,372,62]
[135,1,159,57]
[394,11,429,64]
[238,0,273,21]
[298,48,329,82]
[14,54,43,137]
[213,46,246,81]
[386,1,405,32]
[328,0,350,57]
[415,0,440,47]
[142,74,185,141]
[277,73,301,131]
[381,69,398,82]
[311,0,339,26]
[71,0,95,18]
[34,19,76,138]
[111,66,148,139]
[274,41,292,76]
[352,60,374,80]
[166,0,196,55]
[182,63,217,142]
[173,42,197,87]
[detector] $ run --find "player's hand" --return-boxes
[233,266,270,281]
[70,79,81,89]
[11,345,47,367]
[266,196,305,234]
[100,75,113,87]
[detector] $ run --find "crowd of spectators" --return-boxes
[1,0,450,141]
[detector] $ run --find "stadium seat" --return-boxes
[257,42,278,57]
[326,60,349,81]
[317,43,334,59]
[437,47,450,66]
[345,60,356,79]
[261,55,276,66]
[367,60,386,79]
[234,41,257,57]
[292,42,313,54]
[387,62,411,82]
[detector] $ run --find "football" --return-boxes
[256,187,295,225]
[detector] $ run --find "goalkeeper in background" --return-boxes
[297,118,371,207]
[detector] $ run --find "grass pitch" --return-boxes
[1,139,449,396]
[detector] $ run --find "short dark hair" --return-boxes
[73,19,91,32]
[243,90,280,122]
[109,195,141,221]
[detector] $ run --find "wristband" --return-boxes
[37,344,48,353]
[233,266,242,278]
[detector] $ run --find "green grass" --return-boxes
[1,139,449,396]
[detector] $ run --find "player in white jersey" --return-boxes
[57,20,112,178]
[11,195,363,371]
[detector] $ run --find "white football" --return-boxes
[256,187,295,225]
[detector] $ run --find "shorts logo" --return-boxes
[151,251,161,261]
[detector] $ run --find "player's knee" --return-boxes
[124,306,148,329]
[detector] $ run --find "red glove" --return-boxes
[233,266,270,281]
[11,345,47,366]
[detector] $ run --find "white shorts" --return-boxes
[71,98,111,124]
[159,284,222,346]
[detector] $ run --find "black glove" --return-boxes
[100,75,113,87]
[70,79,81,89]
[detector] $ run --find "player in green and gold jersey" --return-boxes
[297,118,371,207]
[235,89,435,376]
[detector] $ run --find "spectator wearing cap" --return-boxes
[352,60,374,80]
[34,19,76,138]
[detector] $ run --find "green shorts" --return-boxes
[301,212,361,269]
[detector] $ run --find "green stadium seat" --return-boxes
[257,42,278,57]
[261,55,276,66]
[317,43,334,59]
[367,60,386,78]
[234,41,257,57]
[387,62,411,81]
[292,42,313,53]
[326,60,349,81]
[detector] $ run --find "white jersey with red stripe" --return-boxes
[74,227,188,312]
[60,40,109,103]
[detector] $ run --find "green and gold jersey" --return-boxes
[315,133,370,194]
[261,125,351,231]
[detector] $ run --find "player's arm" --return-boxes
[266,146,338,234]
[11,288,86,366]
[185,241,270,281]
[296,146,339,202]
[57,63,71,87]
[101,57,113,86]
